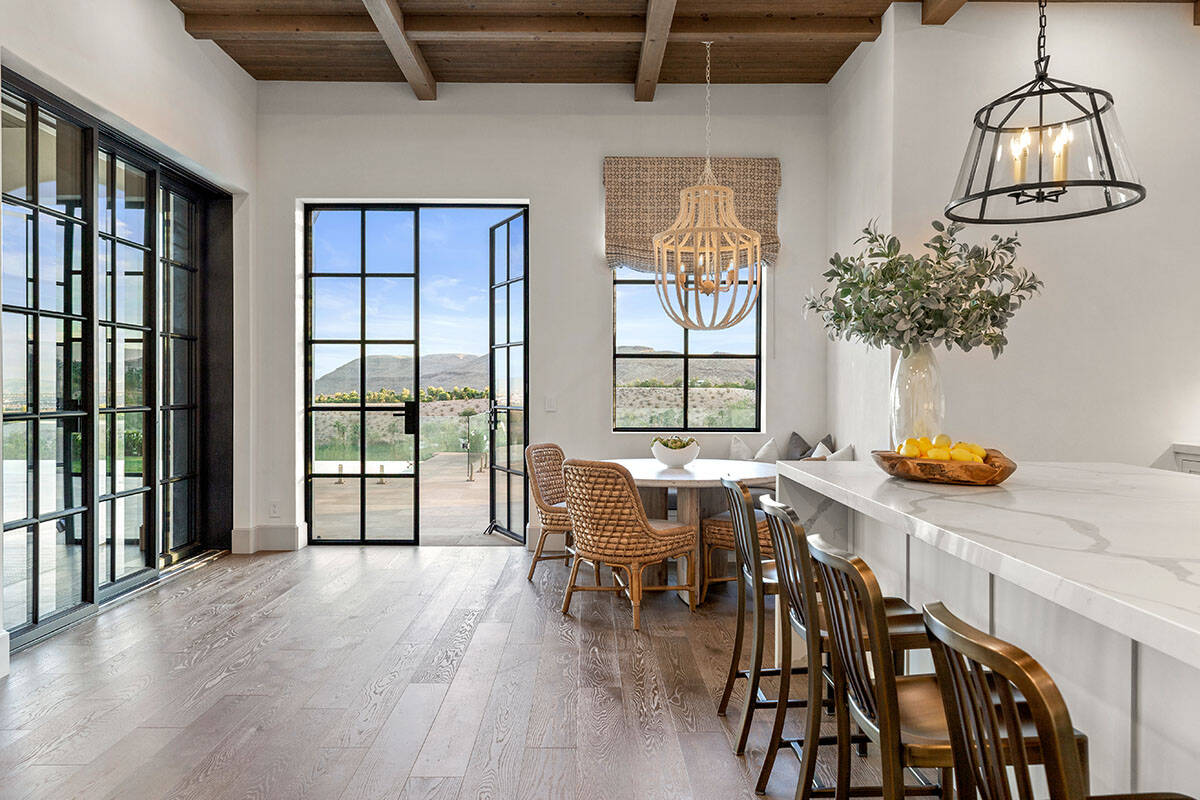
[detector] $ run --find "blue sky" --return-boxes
[311,207,521,381]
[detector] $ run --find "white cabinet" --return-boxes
[1173,443,1200,474]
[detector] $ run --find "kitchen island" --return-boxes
[776,460,1200,796]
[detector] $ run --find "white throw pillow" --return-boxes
[730,435,778,463]
[808,442,832,459]
[827,444,855,461]
[730,435,754,461]
[753,438,779,463]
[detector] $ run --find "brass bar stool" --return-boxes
[525,443,573,581]
[808,536,1090,800]
[715,478,807,760]
[757,495,928,797]
[560,459,697,630]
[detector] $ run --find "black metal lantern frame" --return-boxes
[945,0,1146,224]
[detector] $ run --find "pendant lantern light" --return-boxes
[945,0,1145,224]
[653,42,763,330]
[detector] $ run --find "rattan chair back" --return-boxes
[526,442,566,513]
[562,459,660,560]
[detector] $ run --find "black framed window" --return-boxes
[611,267,761,431]
[1,88,91,633]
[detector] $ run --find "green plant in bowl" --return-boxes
[651,436,700,468]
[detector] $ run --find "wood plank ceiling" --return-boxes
[171,0,1199,100]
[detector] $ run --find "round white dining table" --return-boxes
[608,458,778,602]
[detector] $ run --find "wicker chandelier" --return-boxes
[945,0,1145,224]
[652,42,763,330]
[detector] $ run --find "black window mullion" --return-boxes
[359,209,367,542]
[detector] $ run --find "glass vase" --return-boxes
[889,343,945,447]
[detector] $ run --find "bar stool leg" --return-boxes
[734,585,767,755]
[793,644,824,800]
[833,659,852,800]
[756,593,792,794]
[718,573,747,717]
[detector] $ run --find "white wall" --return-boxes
[829,2,1200,462]
[825,11,899,457]
[0,0,258,671]
[252,82,831,547]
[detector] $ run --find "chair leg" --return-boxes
[734,582,766,755]
[794,645,824,800]
[527,528,551,581]
[691,554,700,609]
[940,768,954,800]
[833,660,852,800]
[718,572,747,717]
[630,563,643,631]
[699,543,713,604]
[593,560,603,586]
[560,556,582,615]
[756,595,792,794]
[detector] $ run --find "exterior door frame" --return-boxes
[487,209,530,545]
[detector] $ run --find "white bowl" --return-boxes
[651,440,700,468]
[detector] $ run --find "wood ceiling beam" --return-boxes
[1195,0,1199,26]
[922,0,968,25]
[185,14,380,42]
[185,13,880,45]
[361,0,437,100]
[635,0,678,102]
[668,16,879,43]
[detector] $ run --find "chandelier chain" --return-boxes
[703,40,713,169]
[1035,0,1048,74]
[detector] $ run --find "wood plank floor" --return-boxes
[0,546,888,799]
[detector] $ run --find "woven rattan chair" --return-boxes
[808,535,1089,800]
[525,443,573,581]
[561,459,697,630]
[700,505,773,604]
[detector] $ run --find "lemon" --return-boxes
[950,448,975,462]
[917,437,933,455]
[926,447,951,461]
[933,433,952,449]
[900,441,922,458]
[971,454,985,463]
[964,443,987,458]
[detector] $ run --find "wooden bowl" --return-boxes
[870,448,1017,486]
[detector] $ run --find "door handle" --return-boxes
[392,400,418,435]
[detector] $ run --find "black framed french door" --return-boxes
[304,205,420,544]
[487,210,529,544]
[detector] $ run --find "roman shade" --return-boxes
[603,156,782,274]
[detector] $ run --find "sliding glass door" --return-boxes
[1,75,220,648]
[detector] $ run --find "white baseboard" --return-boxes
[231,523,308,554]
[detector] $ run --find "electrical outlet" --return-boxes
[544,394,557,412]
[269,501,281,519]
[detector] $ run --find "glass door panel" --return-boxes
[488,210,528,543]
[306,206,418,543]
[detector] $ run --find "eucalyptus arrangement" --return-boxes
[806,220,1043,446]
[805,220,1042,359]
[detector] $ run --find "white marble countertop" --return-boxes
[777,460,1200,666]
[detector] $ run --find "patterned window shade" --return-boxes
[603,156,781,274]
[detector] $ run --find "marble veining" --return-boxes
[777,460,1200,667]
